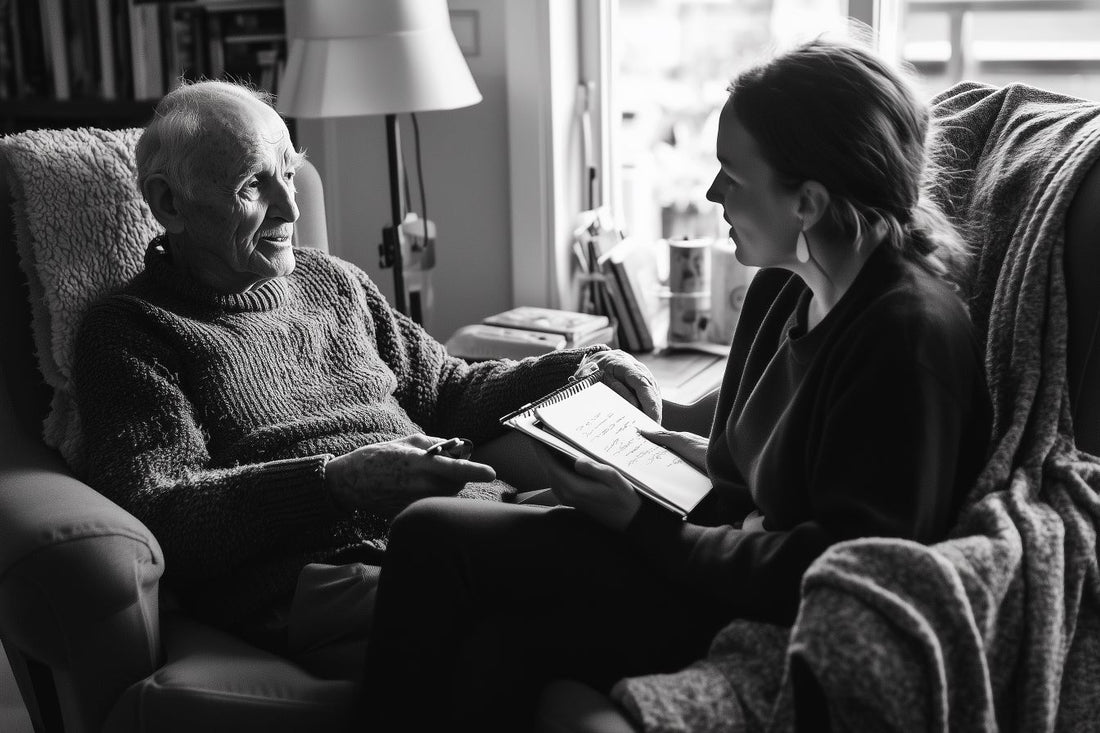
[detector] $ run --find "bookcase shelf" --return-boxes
[0,98,157,133]
[0,0,288,135]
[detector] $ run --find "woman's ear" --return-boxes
[796,180,830,230]
[143,175,187,234]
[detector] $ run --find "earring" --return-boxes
[796,230,810,264]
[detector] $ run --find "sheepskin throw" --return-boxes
[1,127,159,469]
[614,83,1100,732]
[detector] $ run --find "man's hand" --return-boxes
[326,434,496,516]
[532,443,641,532]
[577,350,662,423]
[638,428,709,473]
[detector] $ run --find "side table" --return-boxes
[636,348,728,405]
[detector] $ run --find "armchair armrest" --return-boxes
[0,391,164,732]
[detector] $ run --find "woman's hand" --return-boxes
[638,428,709,473]
[326,434,496,516]
[532,442,642,532]
[576,350,662,423]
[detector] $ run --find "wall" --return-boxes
[293,0,514,342]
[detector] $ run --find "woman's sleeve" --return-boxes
[74,303,340,583]
[349,265,606,441]
[625,322,986,625]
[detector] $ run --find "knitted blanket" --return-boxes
[614,83,1100,732]
[1,127,159,468]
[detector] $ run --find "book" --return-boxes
[594,259,638,352]
[501,374,712,517]
[213,4,285,91]
[128,1,163,99]
[445,324,567,361]
[94,0,116,98]
[594,280,623,350]
[603,242,655,352]
[166,3,205,86]
[445,322,617,362]
[41,0,68,99]
[0,1,14,98]
[11,0,52,98]
[483,307,610,341]
[64,0,98,98]
[599,254,640,352]
[205,9,224,78]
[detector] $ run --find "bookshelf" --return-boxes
[0,0,289,135]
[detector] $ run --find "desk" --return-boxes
[636,348,728,405]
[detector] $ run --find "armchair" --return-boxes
[0,122,706,733]
[536,84,1100,732]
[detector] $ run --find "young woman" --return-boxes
[362,38,992,732]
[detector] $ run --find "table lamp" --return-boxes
[277,0,482,321]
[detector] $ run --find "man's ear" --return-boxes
[795,180,830,230]
[143,174,187,234]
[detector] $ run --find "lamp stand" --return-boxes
[379,113,410,319]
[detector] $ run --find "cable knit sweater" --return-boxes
[73,242,595,626]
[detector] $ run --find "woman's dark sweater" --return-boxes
[626,244,991,625]
[73,243,593,625]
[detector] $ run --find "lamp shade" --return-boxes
[278,0,482,118]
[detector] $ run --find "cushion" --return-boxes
[104,614,358,733]
[0,127,161,469]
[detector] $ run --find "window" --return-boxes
[506,0,1098,317]
[609,0,848,244]
[606,0,1100,244]
[899,0,1100,99]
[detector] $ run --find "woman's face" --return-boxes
[706,99,802,268]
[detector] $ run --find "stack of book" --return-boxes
[445,307,616,361]
[596,240,655,353]
[0,0,287,103]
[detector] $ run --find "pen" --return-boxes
[424,437,473,459]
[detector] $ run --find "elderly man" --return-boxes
[72,80,659,656]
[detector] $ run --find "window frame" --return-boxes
[505,0,881,309]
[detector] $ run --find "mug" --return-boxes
[668,238,711,294]
[708,238,757,344]
[667,292,711,344]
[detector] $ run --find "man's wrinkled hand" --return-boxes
[325,434,496,516]
[576,350,662,423]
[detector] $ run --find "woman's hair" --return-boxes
[728,38,969,282]
[135,80,275,201]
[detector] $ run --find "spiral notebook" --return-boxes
[500,373,712,517]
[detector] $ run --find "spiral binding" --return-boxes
[499,371,603,424]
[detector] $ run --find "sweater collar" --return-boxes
[143,237,289,312]
[786,243,905,351]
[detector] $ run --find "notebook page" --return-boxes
[505,411,587,461]
[534,382,711,515]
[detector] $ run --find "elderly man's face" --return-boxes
[174,99,303,293]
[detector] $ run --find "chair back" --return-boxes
[1064,157,1100,455]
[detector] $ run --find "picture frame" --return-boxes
[450,10,480,57]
